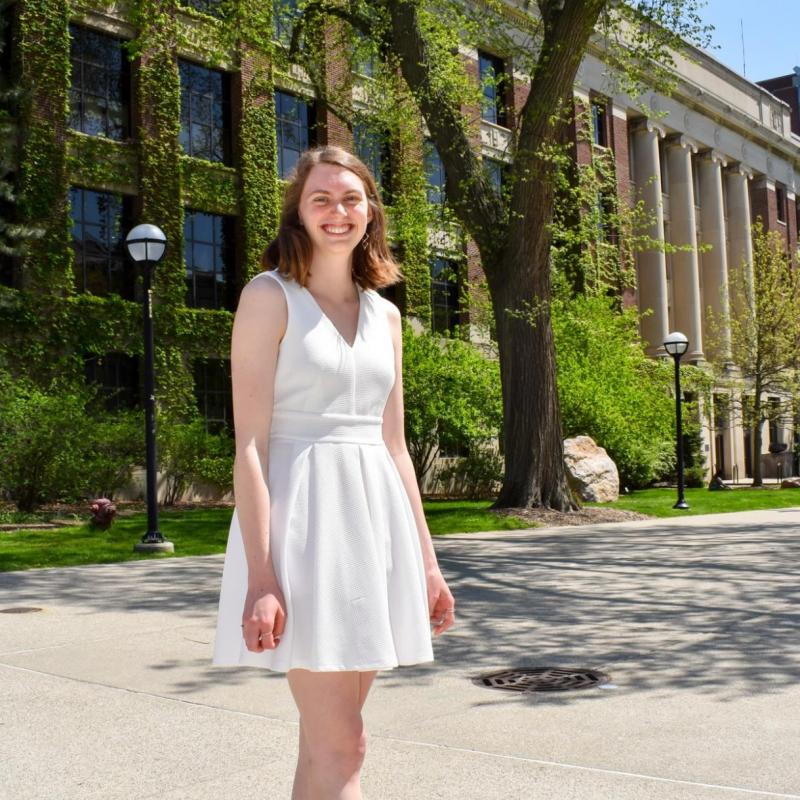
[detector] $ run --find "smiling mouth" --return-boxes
[322,224,354,235]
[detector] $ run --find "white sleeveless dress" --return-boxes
[211,268,435,672]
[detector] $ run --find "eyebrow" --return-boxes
[306,188,363,196]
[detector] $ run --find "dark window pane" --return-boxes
[478,51,507,126]
[194,358,233,434]
[84,353,140,410]
[354,124,389,191]
[178,59,231,164]
[71,187,133,299]
[68,24,129,140]
[485,158,504,196]
[424,139,446,206]
[430,257,460,335]
[591,101,608,147]
[184,210,234,309]
[275,91,311,179]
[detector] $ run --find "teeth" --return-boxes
[324,225,350,234]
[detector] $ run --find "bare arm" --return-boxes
[230,274,287,650]
[381,301,438,570]
[381,300,456,636]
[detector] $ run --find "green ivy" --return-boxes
[181,156,239,215]
[3,0,441,423]
[66,131,139,191]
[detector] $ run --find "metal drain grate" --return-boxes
[0,607,43,614]
[473,667,611,693]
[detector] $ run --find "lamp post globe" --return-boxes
[125,224,167,265]
[664,331,690,510]
[126,223,174,553]
[664,331,689,358]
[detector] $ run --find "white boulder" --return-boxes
[563,436,619,503]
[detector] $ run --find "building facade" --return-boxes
[2,0,799,485]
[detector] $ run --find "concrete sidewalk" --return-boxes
[2,508,800,800]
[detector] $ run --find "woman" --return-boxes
[212,145,456,799]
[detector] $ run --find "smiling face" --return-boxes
[297,163,374,260]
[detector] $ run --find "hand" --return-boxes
[426,566,455,637]
[242,579,286,653]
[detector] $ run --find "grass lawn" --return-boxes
[588,486,800,518]
[0,500,532,572]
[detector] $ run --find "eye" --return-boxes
[312,196,327,204]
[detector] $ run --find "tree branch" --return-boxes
[383,0,504,258]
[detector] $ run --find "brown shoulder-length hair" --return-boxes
[263,146,402,290]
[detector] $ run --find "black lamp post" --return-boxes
[664,331,690,510]
[125,224,174,554]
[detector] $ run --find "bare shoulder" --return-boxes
[234,272,287,343]
[375,292,401,331]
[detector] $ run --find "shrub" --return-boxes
[157,417,234,506]
[552,295,676,489]
[0,373,147,511]
[0,375,94,511]
[434,446,504,499]
[81,408,144,499]
[401,321,503,490]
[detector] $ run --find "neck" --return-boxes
[307,252,357,299]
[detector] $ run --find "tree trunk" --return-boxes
[489,264,576,510]
[752,382,763,487]
[384,0,603,510]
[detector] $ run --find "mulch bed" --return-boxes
[493,506,650,528]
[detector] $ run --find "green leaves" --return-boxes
[552,294,676,487]
[401,319,502,487]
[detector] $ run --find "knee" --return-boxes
[309,720,367,774]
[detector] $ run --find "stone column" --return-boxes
[725,165,755,304]
[698,150,731,359]
[665,134,703,361]
[631,120,668,355]
[723,165,754,485]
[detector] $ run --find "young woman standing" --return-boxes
[212,145,456,799]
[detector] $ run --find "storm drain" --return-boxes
[0,607,43,614]
[473,667,611,693]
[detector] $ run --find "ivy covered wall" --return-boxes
[1,0,439,423]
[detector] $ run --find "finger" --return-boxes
[431,608,455,636]
[273,607,286,638]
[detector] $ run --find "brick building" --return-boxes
[2,0,799,486]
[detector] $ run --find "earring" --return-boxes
[361,232,369,250]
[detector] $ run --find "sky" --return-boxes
[700,0,800,81]
[698,0,800,83]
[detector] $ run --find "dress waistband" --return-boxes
[269,409,384,445]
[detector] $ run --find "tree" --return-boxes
[283,0,711,510]
[710,222,800,487]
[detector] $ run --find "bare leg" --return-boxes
[291,717,313,800]
[288,669,378,800]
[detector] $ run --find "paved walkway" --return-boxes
[2,508,800,799]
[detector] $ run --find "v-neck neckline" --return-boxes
[302,283,364,350]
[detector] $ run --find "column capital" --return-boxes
[631,117,666,138]
[665,133,699,153]
[725,163,754,179]
[698,148,727,166]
